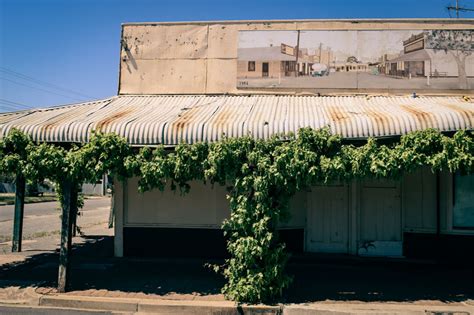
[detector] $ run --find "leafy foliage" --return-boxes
[426,30,474,55]
[1,127,473,303]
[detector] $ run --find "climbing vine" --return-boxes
[1,127,473,303]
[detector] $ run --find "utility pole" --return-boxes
[447,0,474,18]
[11,175,25,252]
[295,30,300,77]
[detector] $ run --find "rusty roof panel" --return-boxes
[0,95,472,145]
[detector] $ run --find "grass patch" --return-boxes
[0,193,58,206]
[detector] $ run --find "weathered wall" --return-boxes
[122,177,305,229]
[115,170,473,257]
[119,19,473,95]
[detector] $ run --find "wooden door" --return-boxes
[359,179,402,257]
[307,185,349,253]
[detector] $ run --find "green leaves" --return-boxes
[1,127,473,304]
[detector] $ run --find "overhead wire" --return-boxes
[0,76,85,102]
[0,98,33,110]
[0,67,97,100]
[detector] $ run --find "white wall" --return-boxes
[121,177,306,229]
[114,169,470,258]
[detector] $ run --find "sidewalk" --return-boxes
[2,293,473,314]
[2,251,473,314]
[1,224,473,314]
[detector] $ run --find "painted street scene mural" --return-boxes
[237,30,474,90]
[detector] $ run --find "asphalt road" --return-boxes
[0,306,121,314]
[0,197,111,245]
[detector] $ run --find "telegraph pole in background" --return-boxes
[447,0,474,18]
[295,30,300,77]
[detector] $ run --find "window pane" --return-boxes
[453,174,474,228]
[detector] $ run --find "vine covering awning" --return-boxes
[1,95,472,145]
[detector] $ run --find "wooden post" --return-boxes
[57,179,75,293]
[11,174,26,252]
[295,30,300,77]
[71,187,78,237]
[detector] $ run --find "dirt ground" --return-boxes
[1,232,472,305]
[1,196,472,305]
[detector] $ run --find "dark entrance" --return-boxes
[262,62,269,77]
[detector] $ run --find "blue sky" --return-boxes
[0,0,472,112]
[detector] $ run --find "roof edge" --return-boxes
[121,18,474,26]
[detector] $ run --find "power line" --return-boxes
[447,0,474,18]
[0,67,97,100]
[0,76,85,102]
[0,103,30,112]
[0,98,33,109]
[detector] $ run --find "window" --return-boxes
[248,61,255,72]
[453,174,474,229]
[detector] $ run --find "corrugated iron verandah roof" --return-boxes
[0,95,472,146]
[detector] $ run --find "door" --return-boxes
[262,62,269,77]
[359,179,402,257]
[307,185,349,253]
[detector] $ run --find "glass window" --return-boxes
[248,61,255,72]
[453,174,474,229]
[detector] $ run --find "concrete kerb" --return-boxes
[38,295,283,314]
[31,295,474,315]
[39,295,140,312]
[283,303,474,315]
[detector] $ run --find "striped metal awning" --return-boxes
[0,95,473,146]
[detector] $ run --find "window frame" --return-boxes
[452,173,474,231]
[248,61,256,72]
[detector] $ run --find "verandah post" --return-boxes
[57,178,75,293]
[11,174,26,252]
[71,185,78,237]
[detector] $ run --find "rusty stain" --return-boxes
[213,108,232,125]
[173,107,199,132]
[365,109,390,135]
[96,109,133,131]
[400,104,431,127]
[328,106,349,122]
[440,103,474,126]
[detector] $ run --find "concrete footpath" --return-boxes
[0,293,472,314]
[0,281,473,315]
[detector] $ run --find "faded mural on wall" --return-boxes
[237,30,474,90]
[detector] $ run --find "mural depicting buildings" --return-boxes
[237,30,474,90]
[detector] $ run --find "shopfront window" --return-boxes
[453,174,474,229]
[248,61,255,71]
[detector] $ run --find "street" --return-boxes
[0,197,111,254]
[238,72,474,90]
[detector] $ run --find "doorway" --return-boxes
[359,179,402,257]
[306,185,349,253]
[262,62,269,77]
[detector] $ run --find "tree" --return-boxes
[426,30,473,89]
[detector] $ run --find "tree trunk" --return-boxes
[11,175,25,252]
[57,179,75,293]
[452,52,468,90]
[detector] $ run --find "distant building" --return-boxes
[237,46,297,79]
[385,32,474,78]
[237,45,334,78]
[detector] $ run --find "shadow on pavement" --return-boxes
[1,235,473,303]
